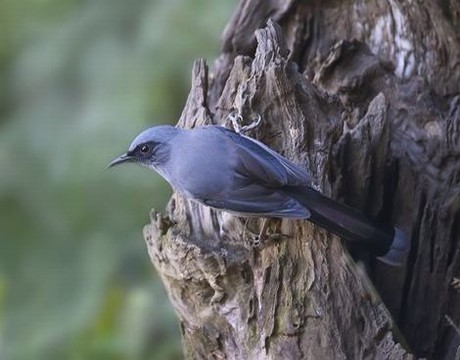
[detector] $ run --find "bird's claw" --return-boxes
[245,230,290,248]
[228,112,262,134]
[249,233,262,248]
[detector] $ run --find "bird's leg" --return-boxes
[249,218,269,247]
[227,112,262,134]
[242,218,265,248]
[227,112,243,133]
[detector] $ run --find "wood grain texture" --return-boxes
[144,1,460,358]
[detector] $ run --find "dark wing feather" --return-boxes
[192,126,311,218]
[212,126,310,188]
[202,183,310,219]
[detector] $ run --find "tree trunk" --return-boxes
[144,1,460,359]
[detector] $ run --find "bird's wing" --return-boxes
[212,126,310,188]
[202,183,310,219]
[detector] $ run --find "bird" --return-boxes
[108,124,409,266]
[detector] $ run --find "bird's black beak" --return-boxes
[107,153,133,168]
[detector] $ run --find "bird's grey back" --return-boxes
[210,126,310,187]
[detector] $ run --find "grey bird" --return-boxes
[109,125,409,266]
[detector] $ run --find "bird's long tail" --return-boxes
[283,187,410,266]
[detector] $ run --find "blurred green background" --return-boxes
[0,0,234,359]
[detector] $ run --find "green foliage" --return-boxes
[0,0,234,359]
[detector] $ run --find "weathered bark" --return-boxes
[144,1,460,359]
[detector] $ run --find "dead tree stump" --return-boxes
[144,1,460,359]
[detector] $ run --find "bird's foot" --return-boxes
[243,218,289,248]
[249,232,290,248]
[227,112,262,134]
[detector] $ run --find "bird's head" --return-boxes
[108,125,177,169]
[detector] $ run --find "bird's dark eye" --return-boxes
[140,144,150,154]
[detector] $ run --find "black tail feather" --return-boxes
[283,187,410,266]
